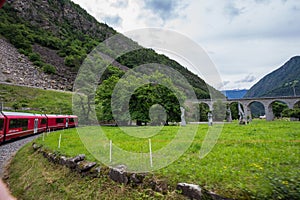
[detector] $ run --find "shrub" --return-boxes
[29,52,41,62]
[18,48,31,56]
[42,64,56,74]
[64,55,75,67]
[33,60,44,67]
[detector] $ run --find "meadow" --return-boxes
[6,120,300,199]
[0,83,72,114]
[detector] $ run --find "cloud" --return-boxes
[223,80,230,85]
[103,15,123,26]
[254,0,271,4]
[142,0,185,21]
[110,0,128,8]
[235,74,256,84]
[223,2,244,20]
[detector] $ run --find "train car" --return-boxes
[0,112,78,144]
[46,115,78,130]
[46,115,67,131]
[0,112,47,142]
[67,115,78,128]
[0,114,5,143]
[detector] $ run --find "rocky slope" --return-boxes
[6,0,115,40]
[245,56,300,97]
[0,38,73,90]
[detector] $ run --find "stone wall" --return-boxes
[32,143,230,200]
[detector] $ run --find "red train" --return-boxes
[0,111,78,143]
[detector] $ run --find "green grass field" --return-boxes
[0,83,72,114]
[6,120,300,199]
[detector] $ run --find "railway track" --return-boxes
[0,134,40,177]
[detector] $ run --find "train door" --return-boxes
[34,118,38,134]
[0,118,4,143]
[66,118,69,128]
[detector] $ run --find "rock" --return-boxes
[2,70,11,74]
[59,156,68,165]
[109,165,129,184]
[176,183,202,200]
[129,173,145,185]
[66,154,85,169]
[150,179,169,194]
[32,143,41,150]
[80,166,101,178]
[87,166,101,178]
[46,152,56,163]
[76,161,97,173]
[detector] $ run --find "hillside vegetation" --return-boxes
[0,83,72,114]
[0,0,220,99]
[245,56,300,97]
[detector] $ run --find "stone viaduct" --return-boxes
[190,96,300,121]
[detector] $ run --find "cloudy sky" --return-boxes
[72,0,300,90]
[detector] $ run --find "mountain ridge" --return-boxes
[245,56,300,98]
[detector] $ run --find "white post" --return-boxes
[149,139,153,168]
[109,140,112,163]
[58,133,62,149]
[42,132,45,141]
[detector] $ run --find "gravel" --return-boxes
[0,134,40,177]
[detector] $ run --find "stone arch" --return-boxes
[293,100,300,109]
[267,100,289,120]
[198,101,213,111]
[247,101,265,119]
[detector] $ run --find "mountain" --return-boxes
[245,56,300,98]
[221,89,248,99]
[0,0,222,99]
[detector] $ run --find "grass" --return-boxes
[6,120,300,199]
[0,83,73,114]
[5,143,183,200]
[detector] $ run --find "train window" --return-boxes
[9,119,28,130]
[0,119,3,130]
[69,118,74,123]
[56,118,64,123]
[41,118,47,124]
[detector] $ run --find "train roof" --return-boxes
[0,112,77,118]
[0,111,45,117]
[46,114,77,117]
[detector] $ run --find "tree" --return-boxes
[272,102,288,118]
[129,83,182,125]
[282,108,300,121]
[198,103,209,121]
[96,75,120,122]
[290,109,300,120]
[95,70,186,126]
[229,102,239,120]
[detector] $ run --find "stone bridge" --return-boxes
[189,96,300,121]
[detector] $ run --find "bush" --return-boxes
[64,55,75,67]
[33,60,44,67]
[42,64,56,74]
[29,52,41,62]
[18,48,31,56]
[58,51,66,57]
